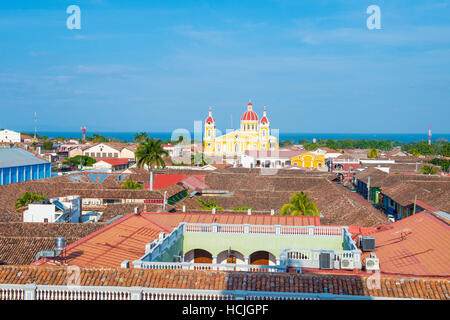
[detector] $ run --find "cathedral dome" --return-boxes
[241,102,259,121]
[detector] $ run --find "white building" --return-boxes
[92,158,129,172]
[0,129,21,143]
[240,150,301,168]
[23,196,81,223]
[314,148,342,159]
[82,143,137,160]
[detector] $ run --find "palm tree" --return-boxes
[120,179,142,190]
[15,192,48,210]
[134,132,149,143]
[135,138,169,190]
[173,135,184,144]
[419,165,438,175]
[279,192,320,216]
[368,148,378,159]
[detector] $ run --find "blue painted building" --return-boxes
[0,148,51,185]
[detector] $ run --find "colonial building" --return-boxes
[204,102,278,157]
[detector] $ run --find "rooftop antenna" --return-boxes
[428,124,432,145]
[34,112,37,140]
[81,126,87,143]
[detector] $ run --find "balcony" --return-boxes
[131,222,362,272]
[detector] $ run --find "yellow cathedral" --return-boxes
[204,102,279,156]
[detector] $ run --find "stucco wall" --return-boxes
[183,233,344,258]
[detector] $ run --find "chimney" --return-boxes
[149,171,154,191]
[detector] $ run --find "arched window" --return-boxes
[262,130,266,137]
[234,143,239,153]
[207,130,211,137]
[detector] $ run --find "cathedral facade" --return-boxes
[203,102,279,157]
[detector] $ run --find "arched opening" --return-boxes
[249,251,276,265]
[193,249,213,264]
[217,249,245,264]
[234,143,239,153]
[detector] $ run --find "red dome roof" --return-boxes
[241,110,258,121]
[241,102,258,121]
[205,108,215,124]
[260,116,269,124]
[260,108,269,124]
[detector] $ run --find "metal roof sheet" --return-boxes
[0,148,48,168]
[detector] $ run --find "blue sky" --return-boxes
[0,0,449,133]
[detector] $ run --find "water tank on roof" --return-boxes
[54,237,66,251]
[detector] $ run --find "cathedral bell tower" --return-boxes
[204,108,215,153]
[259,108,270,150]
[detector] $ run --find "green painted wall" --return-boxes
[153,236,184,262]
[183,233,344,258]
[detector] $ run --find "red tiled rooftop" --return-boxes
[33,212,319,268]
[95,158,129,166]
[0,265,448,299]
[360,212,450,278]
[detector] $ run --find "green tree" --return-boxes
[135,138,169,189]
[419,165,438,175]
[304,143,318,151]
[88,134,109,143]
[63,155,96,167]
[15,192,48,209]
[440,143,450,157]
[232,206,252,211]
[120,179,142,190]
[409,148,421,156]
[368,148,378,159]
[197,198,223,210]
[134,132,149,143]
[278,192,320,216]
[42,141,53,150]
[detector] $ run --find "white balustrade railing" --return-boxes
[0,283,418,300]
[134,261,286,273]
[184,223,344,237]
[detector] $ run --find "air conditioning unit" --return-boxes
[341,258,355,270]
[365,257,380,271]
[319,251,333,269]
[359,236,376,252]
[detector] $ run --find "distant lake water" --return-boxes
[37,132,450,144]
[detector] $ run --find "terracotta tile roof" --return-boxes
[0,237,79,265]
[176,172,389,227]
[153,174,188,189]
[0,223,105,265]
[34,213,168,268]
[94,158,129,166]
[381,181,450,212]
[32,212,318,268]
[144,212,320,229]
[359,212,450,278]
[0,266,448,299]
